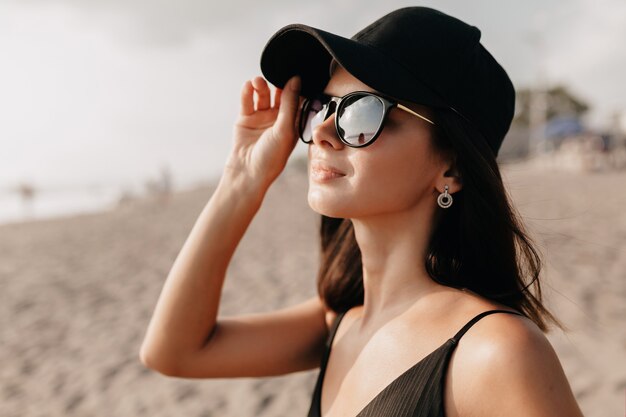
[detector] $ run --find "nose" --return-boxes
[310,101,344,149]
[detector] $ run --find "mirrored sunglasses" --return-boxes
[299,90,435,148]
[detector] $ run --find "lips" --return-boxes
[310,160,346,176]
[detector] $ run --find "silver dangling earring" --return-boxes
[437,184,453,208]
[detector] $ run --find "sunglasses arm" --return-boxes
[397,104,436,125]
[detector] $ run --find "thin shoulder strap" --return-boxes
[451,309,524,343]
[319,311,347,368]
[309,310,349,417]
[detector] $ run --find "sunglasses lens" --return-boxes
[337,94,385,146]
[300,97,328,143]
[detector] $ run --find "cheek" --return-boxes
[351,140,436,209]
[305,129,440,218]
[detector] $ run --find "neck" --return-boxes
[350,200,441,328]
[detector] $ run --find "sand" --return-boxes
[1,157,623,417]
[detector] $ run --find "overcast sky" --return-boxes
[0,0,624,193]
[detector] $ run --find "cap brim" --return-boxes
[259,23,448,108]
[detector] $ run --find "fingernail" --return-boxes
[291,75,301,91]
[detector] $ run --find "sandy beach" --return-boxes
[1,157,624,417]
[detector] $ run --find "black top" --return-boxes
[307,309,525,417]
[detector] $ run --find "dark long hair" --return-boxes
[316,107,563,332]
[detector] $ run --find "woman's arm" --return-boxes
[138,170,264,374]
[139,75,322,377]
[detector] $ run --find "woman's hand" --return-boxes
[225,75,303,191]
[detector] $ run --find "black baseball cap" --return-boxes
[259,6,516,157]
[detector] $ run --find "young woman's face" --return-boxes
[306,65,448,219]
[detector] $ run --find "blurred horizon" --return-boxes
[1,0,625,224]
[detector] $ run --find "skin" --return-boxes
[139,62,584,417]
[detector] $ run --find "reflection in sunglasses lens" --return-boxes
[301,98,326,142]
[337,95,384,146]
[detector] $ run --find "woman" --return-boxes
[140,7,584,417]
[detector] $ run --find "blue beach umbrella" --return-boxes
[544,116,584,139]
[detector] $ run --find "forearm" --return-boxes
[139,170,267,369]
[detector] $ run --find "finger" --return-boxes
[294,96,305,133]
[240,80,254,116]
[275,75,301,135]
[251,76,271,111]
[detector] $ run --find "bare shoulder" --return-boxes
[445,310,584,417]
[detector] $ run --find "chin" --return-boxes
[307,193,377,220]
[307,189,351,218]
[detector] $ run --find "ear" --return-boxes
[437,153,462,195]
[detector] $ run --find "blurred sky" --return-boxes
[0,0,625,196]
